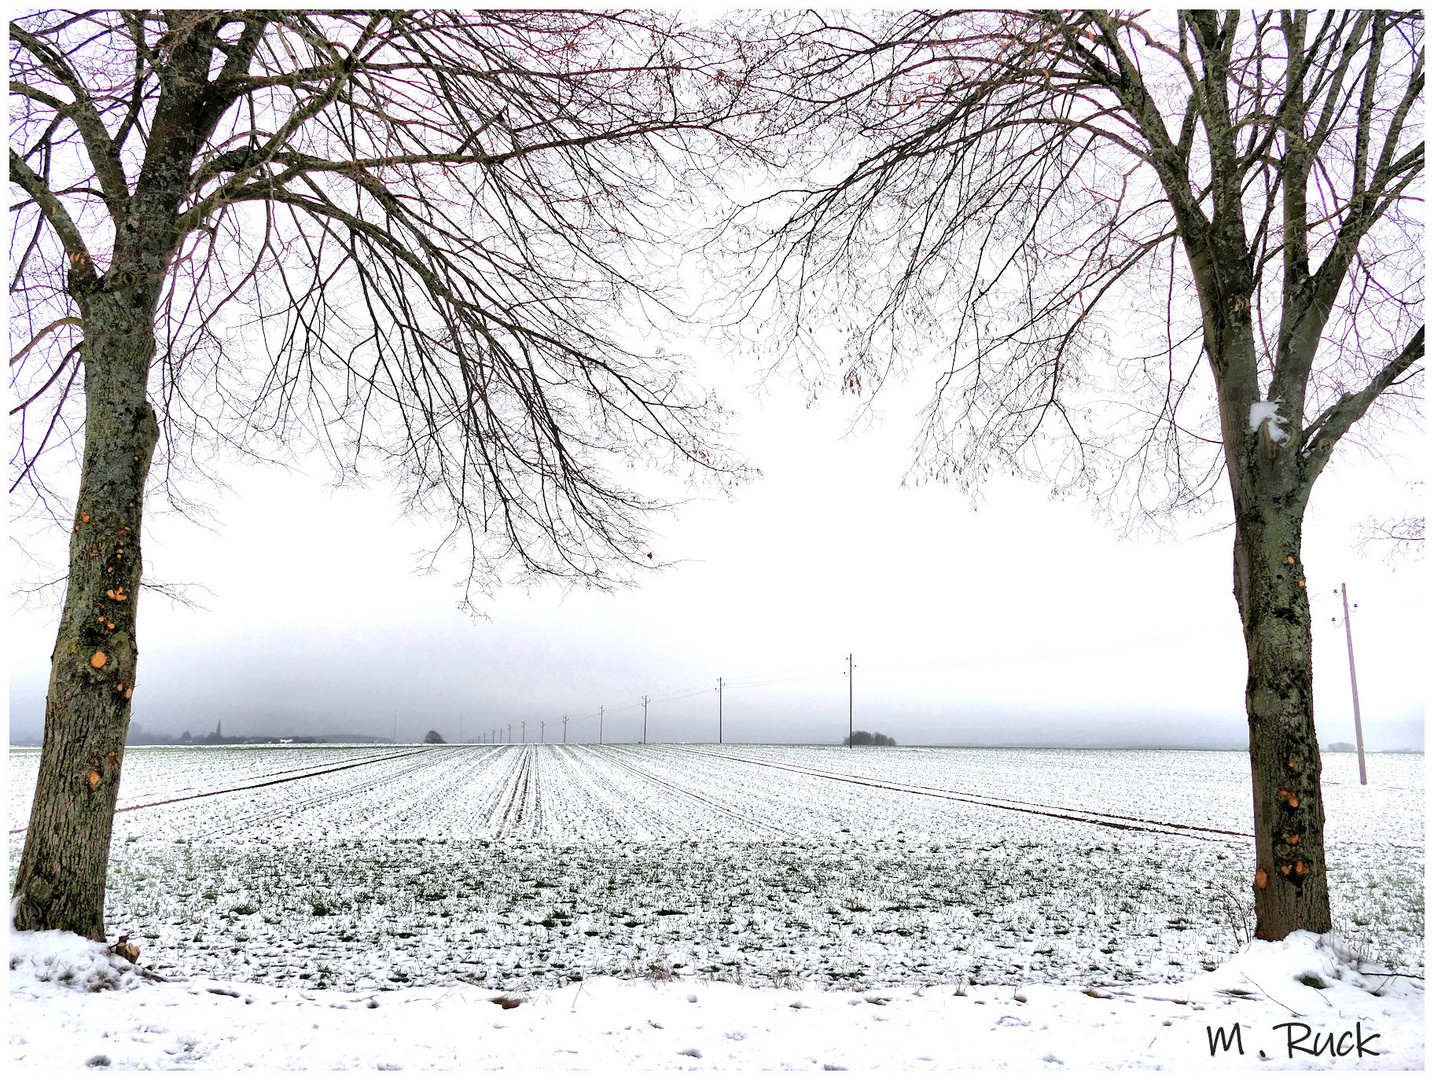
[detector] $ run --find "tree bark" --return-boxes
[1231,453,1333,939]
[12,287,159,939]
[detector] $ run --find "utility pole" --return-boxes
[563,715,568,744]
[718,677,723,744]
[599,705,604,745]
[847,652,854,748]
[459,714,463,743]
[1339,583,1369,785]
[522,720,527,744]
[642,695,650,744]
[393,711,397,744]
[540,720,546,744]
[507,723,512,743]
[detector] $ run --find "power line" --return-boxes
[1337,583,1369,785]
[847,652,854,748]
[502,658,861,747]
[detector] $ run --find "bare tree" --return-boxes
[9,10,758,938]
[731,10,1423,940]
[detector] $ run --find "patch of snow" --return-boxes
[1185,929,1383,998]
[1249,400,1291,442]
[8,928,148,993]
[9,928,1423,1070]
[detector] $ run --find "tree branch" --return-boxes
[1299,326,1423,489]
[9,23,131,216]
[10,316,82,367]
[8,150,96,283]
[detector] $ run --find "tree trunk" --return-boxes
[1233,493,1333,940]
[12,291,159,940]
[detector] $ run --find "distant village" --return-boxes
[114,720,387,746]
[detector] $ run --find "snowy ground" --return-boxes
[8,745,1424,1070]
[8,927,1423,1070]
[7,746,1424,994]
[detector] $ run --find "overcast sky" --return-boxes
[5,13,1425,759]
[7,346,1425,752]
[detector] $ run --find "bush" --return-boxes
[845,731,896,746]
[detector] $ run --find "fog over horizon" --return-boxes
[8,370,1425,755]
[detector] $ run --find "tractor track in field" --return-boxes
[100,747,387,805]
[683,747,1255,843]
[491,747,542,836]
[521,749,542,832]
[8,747,442,837]
[476,747,523,832]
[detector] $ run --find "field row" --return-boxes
[9,744,1421,851]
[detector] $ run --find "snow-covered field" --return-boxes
[8,745,1423,992]
[8,744,1424,1070]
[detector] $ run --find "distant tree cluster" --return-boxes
[423,730,447,745]
[846,731,896,747]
